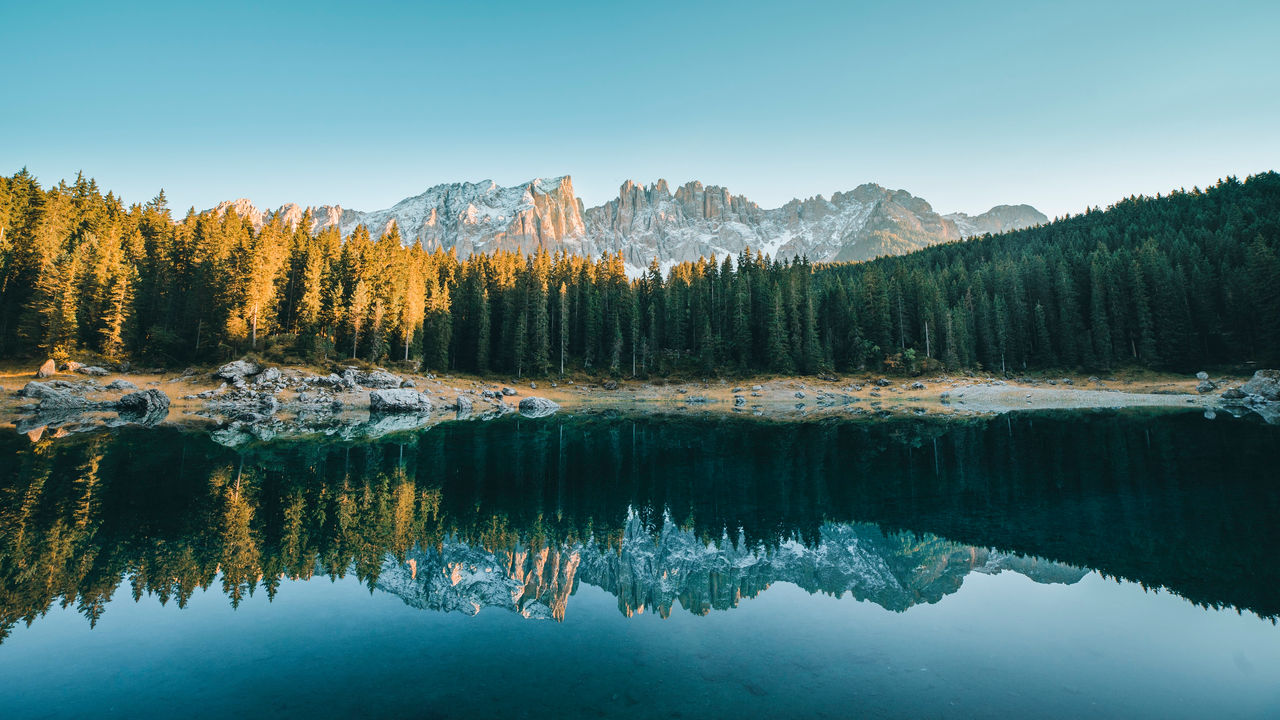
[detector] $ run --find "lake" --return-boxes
[0,409,1277,718]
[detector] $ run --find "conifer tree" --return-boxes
[348,279,370,359]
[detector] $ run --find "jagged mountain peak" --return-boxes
[211,175,1044,275]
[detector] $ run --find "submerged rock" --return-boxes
[517,396,560,418]
[370,389,434,413]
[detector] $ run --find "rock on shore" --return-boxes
[518,396,559,418]
[114,389,170,416]
[1239,369,1280,401]
[35,359,57,378]
[370,389,434,413]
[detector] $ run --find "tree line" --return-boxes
[1,169,1276,375]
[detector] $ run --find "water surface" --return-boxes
[1,410,1277,718]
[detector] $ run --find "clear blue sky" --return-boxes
[3,0,1277,218]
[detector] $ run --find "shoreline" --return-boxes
[0,362,1263,443]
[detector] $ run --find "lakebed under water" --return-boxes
[0,410,1277,718]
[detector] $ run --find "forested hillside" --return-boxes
[0,170,1276,375]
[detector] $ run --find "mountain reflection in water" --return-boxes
[1,409,1277,640]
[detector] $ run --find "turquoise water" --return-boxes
[1,410,1277,718]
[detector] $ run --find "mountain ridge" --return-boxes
[213,176,1047,274]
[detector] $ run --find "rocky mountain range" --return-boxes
[370,516,1086,621]
[215,176,1046,276]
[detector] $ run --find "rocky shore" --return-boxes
[2,358,1277,444]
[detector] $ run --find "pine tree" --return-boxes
[99,259,134,360]
[528,256,550,375]
[423,279,452,371]
[348,279,370,359]
[766,284,793,373]
[1089,254,1114,369]
[558,282,568,375]
[402,261,426,361]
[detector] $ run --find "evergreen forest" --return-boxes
[0,169,1276,376]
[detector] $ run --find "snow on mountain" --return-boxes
[369,516,1085,621]
[212,176,1046,276]
[323,176,587,256]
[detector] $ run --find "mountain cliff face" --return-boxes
[371,517,1086,621]
[214,177,1046,275]
[325,176,587,256]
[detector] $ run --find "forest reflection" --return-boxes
[1,409,1277,638]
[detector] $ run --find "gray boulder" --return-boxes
[105,379,138,391]
[360,369,403,389]
[254,367,282,386]
[215,359,261,381]
[17,381,62,400]
[34,385,88,410]
[455,395,474,415]
[1221,387,1247,400]
[369,389,434,413]
[1195,371,1210,381]
[501,386,517,397]
[34,359,57,378]
[340,367,362,389]
[1240,370,1280,401]
[114,389,170,416]
[76,366,110,377]
[1251,402,1280,424]
[311,373,345,388]
[517,396,559,418]
[1196,379,1218,393]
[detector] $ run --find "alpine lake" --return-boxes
[1,408,1277,719]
